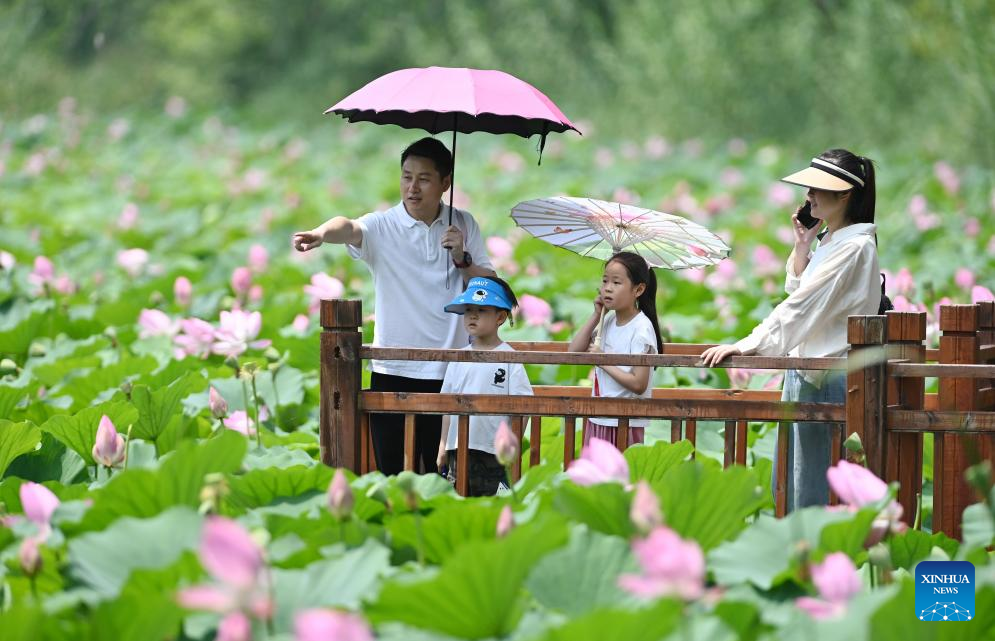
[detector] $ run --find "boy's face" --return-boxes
[462,305,507,339]
[400,155,451,220]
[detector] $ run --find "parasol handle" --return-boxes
[593,305,606,349]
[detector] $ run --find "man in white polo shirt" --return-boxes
[292,137,495,475]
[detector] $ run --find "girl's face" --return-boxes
[807,187,849,224]
[600,260,645,312]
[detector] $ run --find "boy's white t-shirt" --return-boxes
[441,343,533,454]
[591,310,658,428]
[346,202,493,380]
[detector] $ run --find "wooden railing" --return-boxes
[319,299,995,539]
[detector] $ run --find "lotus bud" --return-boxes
[92,415,126,467]
[493,421,519,467]
[28,342,47,358]
[19,537,42,577]
[209,387,229,419]
[263,346,281,363]
[120,380,133,397]
[496,505,514,538]
[327,469,354,520]
[630,481,663,533]
[224,355,240,372]
[148,290,164,306]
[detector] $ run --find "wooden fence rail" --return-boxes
[320,299,995,539]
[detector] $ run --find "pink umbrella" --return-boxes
[325,66,579,225]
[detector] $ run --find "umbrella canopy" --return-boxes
[325,66,580,139]
[510,197,730,270]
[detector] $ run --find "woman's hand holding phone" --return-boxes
[791,202,822,247]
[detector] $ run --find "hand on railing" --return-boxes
[699,344,742,368]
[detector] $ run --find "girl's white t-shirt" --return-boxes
[591,310,658,427]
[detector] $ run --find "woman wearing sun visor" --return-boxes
[701,149,880,512]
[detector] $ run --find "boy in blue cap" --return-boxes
[437,276,533,496]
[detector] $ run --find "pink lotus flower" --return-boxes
[217,612,251,641]
[294,609,374,641]
[644,136,670,159]
[954,268,975,291]
[116,248,149,277]
[248,244,269,272]
[223,408,269,436]
[138,309,179,339]
[630,481,662,533]
[177,517,272,622]
[486,236,514,259]
[249,285,263,304]
[618,526,705,600]
[52,275,76,295]
[493,420,519,466]
[327,469,354,520]
[796,552,861,620]
[972,285,994,303]
[92,415,126,467]
[719,167,743,188]
[964,218,981,238]
[496,505,514,538]
[118,203,139,229]
[567,437,629,486]
[933,161,960,195]
[174,276,193,307]
[767,182,794,207]
[292,314,310,334]
[519,294,552,327]
[892,268,915,296]
[19,536,42,576]
[304,273,344,313]
[174,317,217,359]
[212,310,271,358]
[827,460,906,544]
[0,250,15,271]
[752,245,781,277]
[231,267,252,298]
[20,482,60,531]
[28,256,54,288]
[209,387,229,419]
[705,259,739,291]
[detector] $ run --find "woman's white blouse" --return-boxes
[735,223,879,366]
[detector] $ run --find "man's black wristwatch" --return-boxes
[452,251,472,269]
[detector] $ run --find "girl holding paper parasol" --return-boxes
[568,251,663,447]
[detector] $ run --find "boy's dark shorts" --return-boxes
[445,449,509,497]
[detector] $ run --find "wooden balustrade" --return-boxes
[320,300,995,539]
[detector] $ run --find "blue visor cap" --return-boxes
[444,277,514,314]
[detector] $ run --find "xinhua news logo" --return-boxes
[915,561,975,621]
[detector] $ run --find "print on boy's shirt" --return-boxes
[493,368,506,386]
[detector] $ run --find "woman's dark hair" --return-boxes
[606,252,663,355]
[818,148,876,224]
[401,137,454,179]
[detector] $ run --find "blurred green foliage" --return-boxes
[2,0,994,165]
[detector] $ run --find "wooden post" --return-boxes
[670,419,682,444]
[510,417,524,482]
[320,299,363,471]
[735,420,748,466]
[686,419,697,459]
[563,416,576,469]
[403,414,416,471]
[846,316,887,477]
[456,415,470,496]
[884,311,926,527]
[617,418,630,451]
[775,423,789,517]
[978,301,995,403]
[935,304,989,539]
[529,415,542,467]
[723,421,735,468]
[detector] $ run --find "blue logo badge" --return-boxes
[915,561,975,621]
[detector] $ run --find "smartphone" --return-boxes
[796,201,820,229]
